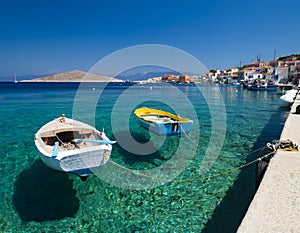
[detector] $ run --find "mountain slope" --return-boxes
[22,70,122,82]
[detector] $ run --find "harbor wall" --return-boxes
[237,95,300,232]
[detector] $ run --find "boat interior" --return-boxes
[42,131,95,146]
[142,115,178,124]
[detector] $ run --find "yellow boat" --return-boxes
[134,107,193,136]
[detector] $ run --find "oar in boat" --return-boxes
[52,141,59,157]
[72,139,117,144]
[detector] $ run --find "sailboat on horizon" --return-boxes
[14,73,18,83]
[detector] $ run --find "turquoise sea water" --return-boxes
[0,82,288,232]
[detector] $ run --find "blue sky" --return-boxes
[0,0,299,78]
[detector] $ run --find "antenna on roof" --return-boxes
[273,49,277,60]
[257,53,261,62]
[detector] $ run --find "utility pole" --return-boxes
[257,53,261,62]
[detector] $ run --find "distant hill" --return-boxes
[22,70,123,82]
[116,71,181,81]
[113,65,183,81]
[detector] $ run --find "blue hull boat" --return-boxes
[247,84,277,90]
[134,107,193,136]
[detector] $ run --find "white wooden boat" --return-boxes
[34,114,115,179]
[134,107,193,136]
[276,83,294,95]
[285,89,298,96]
[279,93,295,107]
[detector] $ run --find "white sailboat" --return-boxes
[14,73,18,83]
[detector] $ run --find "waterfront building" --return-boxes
[274,66,289,82]
[179,74,191,83]
[240,67,263,81]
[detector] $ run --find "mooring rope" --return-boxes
[55,134,64,145]
[108,148,276,183]
[179,123,199,146]
[179,123,266,158]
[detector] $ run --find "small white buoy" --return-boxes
[150,86,153,90]
[92,87,95,91]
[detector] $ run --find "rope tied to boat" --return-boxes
[55,133,76,150]
[266,139,298,152]
[178,123,199,146]
[106,137,299,184]
[108,145,276,183]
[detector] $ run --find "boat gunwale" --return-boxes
[134,107,191,124]
[35,116,112,159]
[36,117,96,137]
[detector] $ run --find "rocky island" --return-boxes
[22,70,122,82]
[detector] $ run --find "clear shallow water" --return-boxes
[0,82,288,232]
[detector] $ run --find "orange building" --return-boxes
[161,74,190,83]
[162,74,178,82]
[179,74,190,83]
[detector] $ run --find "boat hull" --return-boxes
[247,84,277,91]
[276,84,294,95]
[137,118,193,136]
[38,147,111,177]
[279,94,294,107]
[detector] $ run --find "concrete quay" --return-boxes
[238,95,300,233]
